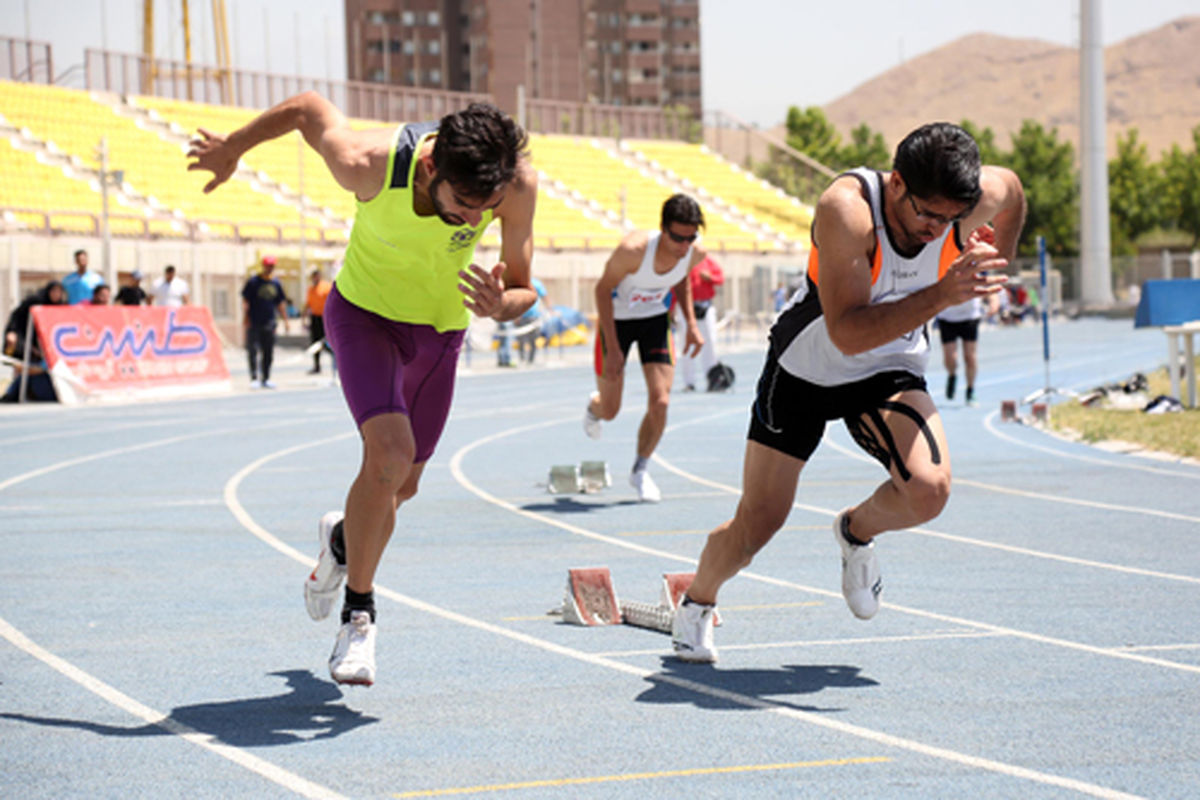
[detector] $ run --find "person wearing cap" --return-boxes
[241,255,290,389]
[149,265,190,307]
[115,269,148,306]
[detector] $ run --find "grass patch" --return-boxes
[1047,360,1200,460]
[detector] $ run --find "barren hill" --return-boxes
[823,16,1200,160]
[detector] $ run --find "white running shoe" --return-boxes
[672,598,718,663]
[329,610,376,686]
[248,379,262,389]
[262,379,277,389]
[834,509,881,620]
[304,511,347,621]
[630,469,661,503]
[583,393,602,439]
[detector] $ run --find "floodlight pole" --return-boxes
[1079,0,1114,307]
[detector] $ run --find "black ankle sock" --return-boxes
[342,587,376,623]
[840,513,870,547]
[329,520,346,566]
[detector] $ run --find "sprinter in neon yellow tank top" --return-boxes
[189,92,537,686]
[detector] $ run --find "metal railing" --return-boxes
[83,48,488,121]
[0,36,53,84]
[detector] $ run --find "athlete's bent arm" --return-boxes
[961,166,1026,262]
[818,178,1007,356]
[676,247,708,358]
[487,158,540,321]
[187,90,390,201]
[593,237,642,379]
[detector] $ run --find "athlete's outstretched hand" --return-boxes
[186,128,239,194]
[459,263,506,318]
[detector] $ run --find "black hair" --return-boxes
[42,280,65,303]
[893,122,982,208]
[432,103,528,200]
[660,193,705,230]
[73,249,86,258]
[165,264,176,273]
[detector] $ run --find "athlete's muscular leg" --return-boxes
[591,368,624,421]
[687,441,805,605]
[344,412,417,593]
[636,361,674,459]
[844,389,951,541]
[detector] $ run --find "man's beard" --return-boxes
[428,176,467,227]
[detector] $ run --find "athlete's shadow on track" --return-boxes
[636,659,878,713]
[520,497,641,513]
[0,669,377,746]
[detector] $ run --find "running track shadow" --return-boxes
[520,497,640,513]
[0,669,377,746]
[635,659,878,713]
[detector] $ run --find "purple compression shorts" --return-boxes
[324,284,464,463]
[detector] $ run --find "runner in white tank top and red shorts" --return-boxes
[583,193,708,503]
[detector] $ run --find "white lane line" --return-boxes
[0,425,356,800]
[656,438,1200,586]
[221,434,1143,800]
[0,417,336,493]
[814,437,1200,582]
[446,416,1200,676]
[982,410,1200,479]
[0,616,345,800]
[593,630,1008,658]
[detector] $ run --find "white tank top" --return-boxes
[611,232,694,321]
[773,167,962,385]
[936,296,983,323]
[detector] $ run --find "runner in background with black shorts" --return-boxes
[936,296,984,405]
[583,194,706,503]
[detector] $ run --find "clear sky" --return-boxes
[2,0,1196,127]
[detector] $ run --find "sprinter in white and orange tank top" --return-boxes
[672,123,1027,664]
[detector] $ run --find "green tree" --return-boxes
[1108,128,1163,255]
[958,119,1004,165]
[1005,120,1078,256]
[1160,125,1200,248]
[783,105,843,167]
[839,123,890,171]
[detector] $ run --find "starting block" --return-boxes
[561,567,621,625]
[548,464,582,494]
[548,461,612,494]
[1000,400,1017,421]
[579,460,612,492]
[559,568,722,634]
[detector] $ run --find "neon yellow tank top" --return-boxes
[336,122,495,331]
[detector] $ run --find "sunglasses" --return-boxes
[665,229,698,244]
[904,193,968,227]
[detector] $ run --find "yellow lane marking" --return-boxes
[393,756,890,797]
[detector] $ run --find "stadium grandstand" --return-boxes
[0,36,826,342]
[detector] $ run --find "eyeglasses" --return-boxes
[904,193,967,227]
[665,229,698,244]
